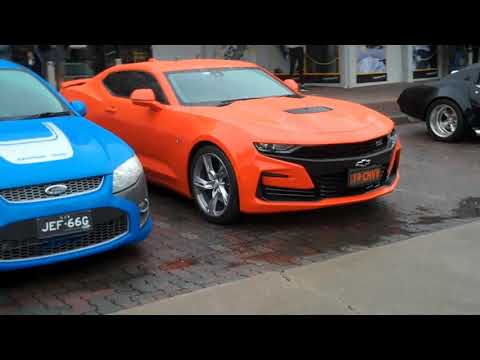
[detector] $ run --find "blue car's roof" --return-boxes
[0,59,21,69]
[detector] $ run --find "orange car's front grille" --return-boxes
[259,166,389,202]
[289,136,388,160]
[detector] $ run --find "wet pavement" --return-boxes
[1,122,480,315]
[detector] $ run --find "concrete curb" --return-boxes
[114,220,480,315]
[361,101,418,126]
[390,113,418,126]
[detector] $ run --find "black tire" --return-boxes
[189,145,241,224]
[425,99,466,142]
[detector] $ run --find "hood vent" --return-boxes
[285,106,332,114]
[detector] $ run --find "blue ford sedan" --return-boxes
[0,60,152,271]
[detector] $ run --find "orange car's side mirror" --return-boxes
[130,89,162,111]
[283,79,300,92]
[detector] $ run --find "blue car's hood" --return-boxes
[0,116,134,190]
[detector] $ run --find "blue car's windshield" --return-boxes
[166,67,296,106]
[0,69,70,121]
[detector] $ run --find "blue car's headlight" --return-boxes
[112,155,144,193]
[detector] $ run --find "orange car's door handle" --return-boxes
[105,106,117,114]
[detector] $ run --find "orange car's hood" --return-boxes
[183,96,394,144]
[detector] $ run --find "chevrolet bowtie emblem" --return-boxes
[355,159,371,168]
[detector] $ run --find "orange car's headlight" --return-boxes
[254,143,301,155]
[388,128,399,148]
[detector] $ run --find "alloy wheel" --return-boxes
[192,153,231,217]
[429,104,458,138]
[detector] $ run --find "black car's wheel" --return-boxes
[190,145,241,224]
[426,99,466,142]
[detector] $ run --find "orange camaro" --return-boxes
[60,59,401,224]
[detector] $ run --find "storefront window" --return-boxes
[62,45,152,81]
[64,45,96,81]
[448,45,468,73]
[412,45,438,79]
[304,45,340,83]
[356,45,387,83]
[272,45,340,84]
[0,45,12,60]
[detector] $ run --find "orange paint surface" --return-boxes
[61,59,400,214]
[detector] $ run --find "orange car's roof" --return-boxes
[105,59,258,74]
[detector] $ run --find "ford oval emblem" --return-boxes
[45,184,68,196]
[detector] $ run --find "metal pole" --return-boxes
[47,61,57,88]
[114,45,122,64]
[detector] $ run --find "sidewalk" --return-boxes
[116,220,480,315]
[305,82,422,125]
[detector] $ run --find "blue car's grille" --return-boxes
[0,176,104,203]
[0,209,128,261]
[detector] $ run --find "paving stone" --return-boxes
[107,294,140,308]
[88,298,123,315]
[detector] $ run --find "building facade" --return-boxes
[152,45,480,88]
[1,44,478,89]
[0,45,152,87]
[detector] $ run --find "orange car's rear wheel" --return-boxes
[190,145,241,224]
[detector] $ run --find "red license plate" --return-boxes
[348,166,382,188]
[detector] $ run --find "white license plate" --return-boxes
[36,211,92,239]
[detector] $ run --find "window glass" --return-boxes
[0,45,12,60]
[103,71,167,103]
[412,45,438,79]
[166,67,294,106]
[356,45,387,83]
[0,69,68,120]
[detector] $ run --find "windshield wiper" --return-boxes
[278,94,304,98]
[216,94,302,106]
[216,97,263,107]
[22,111,72,119]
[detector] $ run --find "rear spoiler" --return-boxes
[60,78,91,90]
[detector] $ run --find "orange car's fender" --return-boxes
[185,131,251,199]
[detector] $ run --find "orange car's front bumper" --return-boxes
[237,142,401,214]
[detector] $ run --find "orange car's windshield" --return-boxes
[166,67,295,106]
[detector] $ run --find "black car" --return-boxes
[398,64,480,142]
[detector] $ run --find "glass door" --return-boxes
[304,45,340,83]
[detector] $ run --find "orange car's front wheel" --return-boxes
[190,145,241,224]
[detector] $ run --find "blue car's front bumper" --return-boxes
[0,174,152,271]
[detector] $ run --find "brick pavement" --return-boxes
[0,184,476,315]
[0,116,477,316]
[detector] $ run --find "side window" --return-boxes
[103,72,133,98]
[103,71,168,104]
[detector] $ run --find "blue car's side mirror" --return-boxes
[70,100,87,117]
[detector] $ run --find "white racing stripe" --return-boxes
[0,122,74,164]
